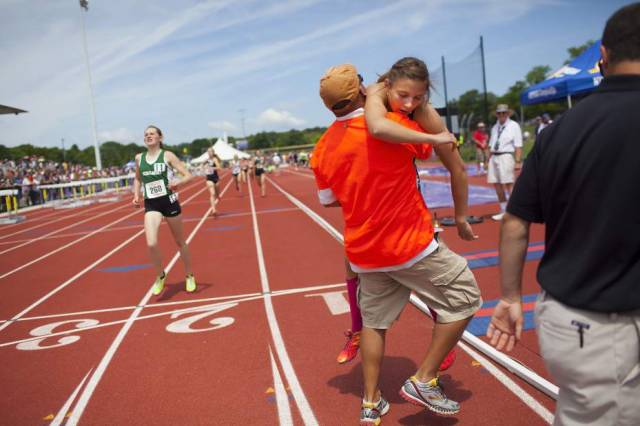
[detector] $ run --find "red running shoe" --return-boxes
[439,348,457,371]
[428,306,456,371]
[337,330,361,364]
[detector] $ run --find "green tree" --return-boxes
[565,40,595,64]
[525,65,551,85]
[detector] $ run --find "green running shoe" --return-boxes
[185,274,196,293]
[152,272,166,296]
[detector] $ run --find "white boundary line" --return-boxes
[0,206,300,247]
[0,202,130,255]
[459,341,554,424]
[0,179,202,280]
[248,178,318,426]
[0,282,345,325]
[267,175,558,416]
[65,179,230,426]
[270,346,293,425]
[283,169,315,179]
[0,201,112,240]
[0,182,215,333]
[50,368,93,426]
[0,283,349,349]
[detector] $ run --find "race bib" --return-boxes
[145,179,168,199]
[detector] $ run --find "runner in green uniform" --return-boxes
[133,125,196,295]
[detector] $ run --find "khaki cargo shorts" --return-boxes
[357,244,482,329]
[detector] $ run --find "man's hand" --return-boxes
[487,299,524,351]
[456,217,478,241]
[515,161,522,171]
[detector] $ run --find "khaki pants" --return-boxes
[535,292,640,426]
[357,244,482,329]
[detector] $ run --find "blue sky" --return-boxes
[0,0,633,150]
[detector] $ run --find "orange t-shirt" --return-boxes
[311,112,434,269]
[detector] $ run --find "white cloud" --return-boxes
[208,121,237,133]
[257,108,305,128]
[98,127,136,143]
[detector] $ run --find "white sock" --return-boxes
[500,201,507,212]
[363,397,381,405]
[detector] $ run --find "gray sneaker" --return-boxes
[360,395,390,425]
[399,376,460,415]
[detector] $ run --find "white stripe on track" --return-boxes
[267,175,555,422]
[0,201,114,241]
[50,368,93,426]
[0,202,130,255]
[457,341,554,424]
[0,293,262,349]
[247,180,318,426]
[270,346,294,425]
[0,283,349,348]
[0,181,213,333]
[0,206,299,247]
[0,282,345,325]
[0,179,203,280]
[64,179,230,426]
[283,169,315,179]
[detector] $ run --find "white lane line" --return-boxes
[49,368,93,426]
[283,169,314,179]
[0,202,111,240]
[270,346,293,425]
[268,175,557,419]
[1,282,345,325]
[0,182,214,333]
[0,293,264,349]
[247,179,318,426]
[0,206,300,246]
[267,177,343,243]
[457,341,554,424]
[0,180,203,280]
[0,203,130,255]
[0,283,349,348]
[64,180,229,426]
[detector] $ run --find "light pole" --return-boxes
[238,108,247,139]
[78,0,102,170]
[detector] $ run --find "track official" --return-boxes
[487,3,640,425]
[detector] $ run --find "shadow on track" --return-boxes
[155,282,215,302]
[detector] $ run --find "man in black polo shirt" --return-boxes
[487,3,640,425]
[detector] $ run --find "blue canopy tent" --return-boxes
[521,40,603,108]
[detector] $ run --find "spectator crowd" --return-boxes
[0,156,127,207]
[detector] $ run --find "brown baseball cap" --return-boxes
[319,64,361,113]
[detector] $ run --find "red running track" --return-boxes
[0,167,556,425]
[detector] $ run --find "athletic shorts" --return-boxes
[357,244,482,329]
[144,193,181,217]
[255,168,264,176]
[206,172,219,183]
[487,153,515,184]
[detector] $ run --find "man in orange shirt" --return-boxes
[312,64,482,424]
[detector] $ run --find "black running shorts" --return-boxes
[144,193,181,217]
[206,171,219,183]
